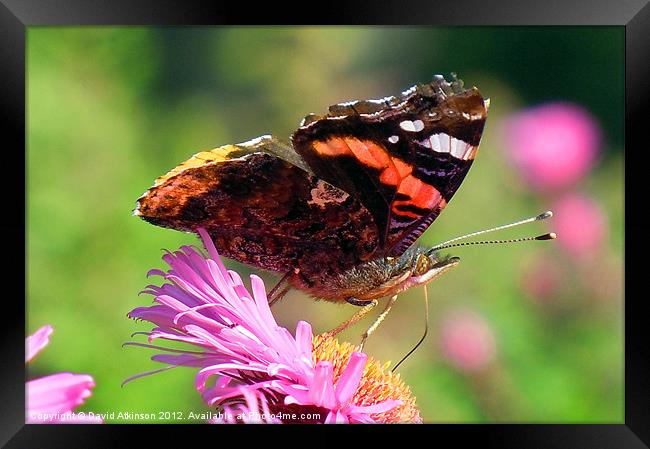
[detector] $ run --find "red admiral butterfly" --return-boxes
[135,75,552,347]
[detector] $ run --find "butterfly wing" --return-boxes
[135,135,380,281]
[291,75,488,256]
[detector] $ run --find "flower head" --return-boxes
[128,229,420,423]
[26,325,101,423]
[502,102,600,191]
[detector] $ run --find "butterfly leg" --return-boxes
[359,295,398,351]
[346,296,375,306]
[268,285,291,307]
[267,271,294,307]
[321,299,378,340]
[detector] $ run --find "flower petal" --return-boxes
[27,373,96,417]
[335,352,367,404]
[309,361,336,409]
[295,321,313,359]
[26,325,53,362]
[325,410,348,424]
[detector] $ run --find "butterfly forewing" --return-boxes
[291,77,488,256]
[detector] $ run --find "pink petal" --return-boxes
[282,384,311,406]
[309,361,336,409]
[27,373,96,417]
[250,275,278,331]
[151,353,223,368]
[198,228,229,273]
[295,321,313,358]
[335,352,367,404]
[26,325,53,362]
[325,410,348,424]
[146,268,167,278]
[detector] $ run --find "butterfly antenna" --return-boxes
[431,232,556,252]
[427,210,553,255]
[393,285,430,372]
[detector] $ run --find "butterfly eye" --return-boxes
[386,256,397,265]
[414,254,432,276]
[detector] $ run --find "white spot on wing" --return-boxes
[451,138,463,158]
[388,135,399,144]
[439,134,450,153]
[420,132,477,160]
[430,134,442,152]
[400,120,416,132]
[399,120,424,132]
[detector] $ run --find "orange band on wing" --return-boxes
[314,137,415,188]
[313,137,446,221]
[345,138,391,170]
[393,158,412,178]
[313,139,351,156]
[392,176,446,217]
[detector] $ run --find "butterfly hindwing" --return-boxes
[135,136,380,280]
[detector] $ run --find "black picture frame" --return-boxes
[2,0,647,447]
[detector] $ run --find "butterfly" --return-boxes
[135,74,489,342]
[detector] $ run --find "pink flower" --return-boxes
[127,229,421,423]
[26,325,102,423]
[439,309,496,372]
[503,102,600,191]
[552,193,607,259]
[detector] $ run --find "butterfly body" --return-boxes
[135,75,488,304]
[295,246,460,303]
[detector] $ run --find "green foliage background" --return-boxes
[27,27,623,423]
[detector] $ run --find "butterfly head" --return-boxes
[370,247,459,299]
[396,248,460,291]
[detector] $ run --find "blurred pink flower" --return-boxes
[553,193,607,259]
[127,228,420,424]
[520,255,564,302]
[440,309,496,372]
[26,325,102,424]
[503,102,600,191]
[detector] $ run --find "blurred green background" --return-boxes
[27,27,623,423]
